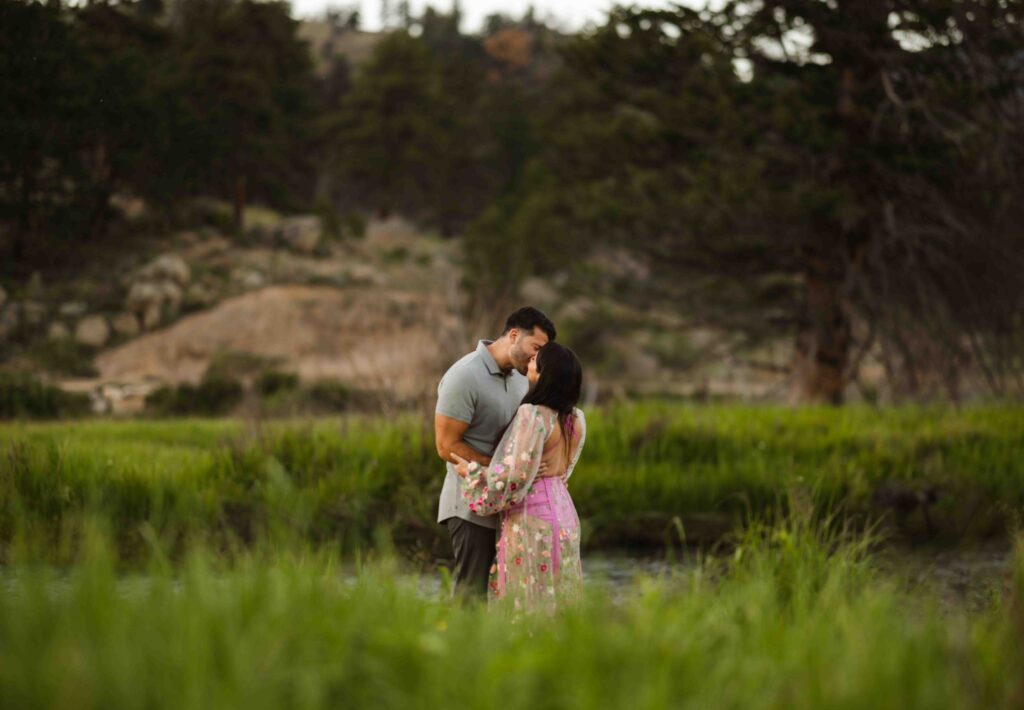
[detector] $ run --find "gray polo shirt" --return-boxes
[436,340,529,528]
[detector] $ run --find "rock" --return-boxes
[185,283,216,309]
[127,256,189,328]
[112,312,140,338]
[127,281,161,312]
[48,322,70,340]
[127,280,182,321]
[232,268,265,290]
[21,300,46,326]
[277,216,321,254]
[92,380,159,416]
[156,281,183,314]
[75,315,111,348]
[59,301,88,318]
[143,302,163,330]
[138,254,191,285]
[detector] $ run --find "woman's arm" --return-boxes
[452,404,551,515]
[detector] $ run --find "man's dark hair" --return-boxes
[503,306,556,341]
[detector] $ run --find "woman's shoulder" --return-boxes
[518,403,561,423]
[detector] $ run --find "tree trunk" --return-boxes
[791,253,851,404]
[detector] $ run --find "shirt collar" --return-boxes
[477,339,509,377]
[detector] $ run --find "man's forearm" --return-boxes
[447,441,490,467]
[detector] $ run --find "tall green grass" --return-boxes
[2,404,1024,563]
[1,520,1021,709]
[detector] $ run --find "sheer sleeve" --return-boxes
[563,408,587,483]
[462,404,554,516]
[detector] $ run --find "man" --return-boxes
[435,306,556,598]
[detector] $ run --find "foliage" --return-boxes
[256,370,300,397]
[27,338,100,378]
[0,522,1021,709]
[2,404,1024,564]
[0,374,91,419]
[145,377,243,417]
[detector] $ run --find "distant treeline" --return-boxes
[2,0,1023,402]
[0,0,557,254]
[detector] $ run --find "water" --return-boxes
[2,546,1013,613]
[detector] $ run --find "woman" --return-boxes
[451,342,586,614]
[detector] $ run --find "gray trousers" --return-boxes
[446,517,496,600]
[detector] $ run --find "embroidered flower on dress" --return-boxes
[503,455,514,466]
[539,563,549,573]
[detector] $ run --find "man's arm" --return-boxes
[435,414,491,467]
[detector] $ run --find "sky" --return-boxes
[289,0,718,32]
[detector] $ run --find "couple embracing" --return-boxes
[434,307,587,614]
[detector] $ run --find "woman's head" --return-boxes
[523,342,582,417]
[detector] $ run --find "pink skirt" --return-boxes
[490,477,582,609]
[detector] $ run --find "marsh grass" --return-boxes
[1,518,1021,709]
[2,404,1023,563]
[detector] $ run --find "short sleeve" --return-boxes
[435,365,476,423]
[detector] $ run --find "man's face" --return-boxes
[509,327,549,375]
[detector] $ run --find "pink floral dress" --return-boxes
[462,403,587,615]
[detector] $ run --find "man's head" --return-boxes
[501,307,556,376]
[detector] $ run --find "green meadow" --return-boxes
[3,405,1024,707]
[1,520,1021,709]
[2,404,1023,563]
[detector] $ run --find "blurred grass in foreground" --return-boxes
[1,518,1021,710]
[2,404,1023,564]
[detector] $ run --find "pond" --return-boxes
[2,545,1012,613]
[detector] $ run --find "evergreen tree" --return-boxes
[175,0,318,229]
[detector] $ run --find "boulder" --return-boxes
[185,283,217,309]
[143,302,163,330]
[48,322,70,340]
[127,281,163,312]
[156,280,183,315]
[232,268,266,290]
[112,312,140,338]
[277,216,321,254]
[59,301,88,318]
[138,253,191,285]
[75,315,111,348]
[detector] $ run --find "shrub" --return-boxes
[306,380,354,411]
[145,377,243,416]
[257,370,300,396]
[27,337,99,377]
[0,374,90,419]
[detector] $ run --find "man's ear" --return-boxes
[507,328,519,343]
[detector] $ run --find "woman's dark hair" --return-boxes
[521,342,583,464]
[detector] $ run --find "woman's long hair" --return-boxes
[520,342,583,465]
